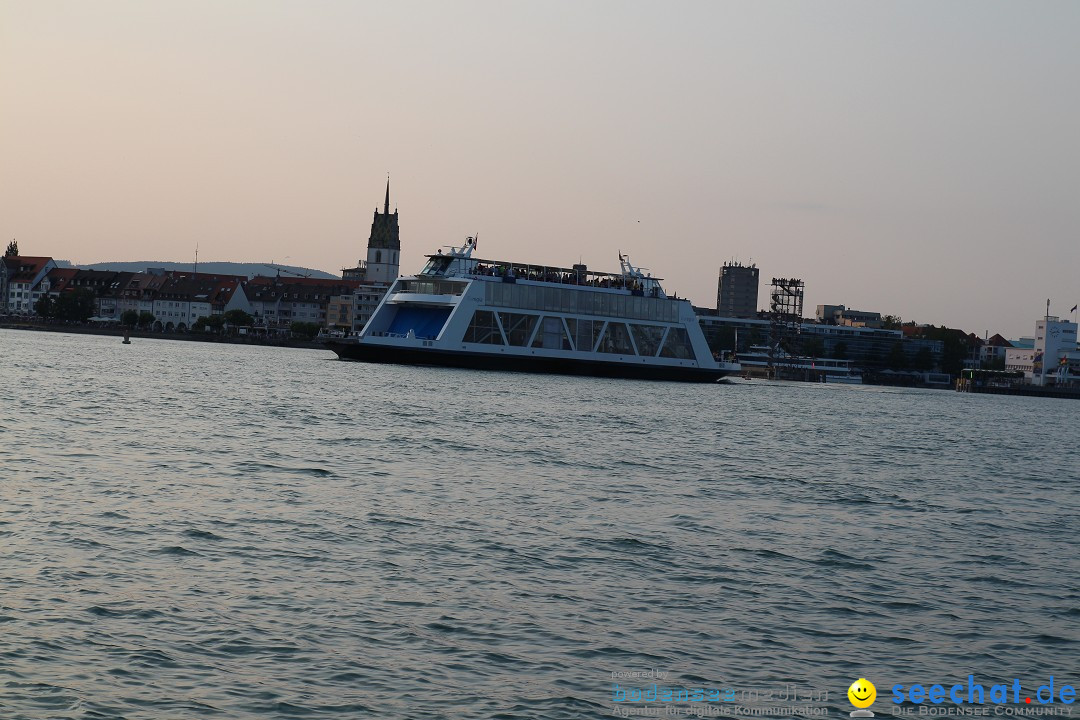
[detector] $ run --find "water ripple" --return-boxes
[1,329,1079,718]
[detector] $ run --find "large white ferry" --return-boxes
[326,238,740,382]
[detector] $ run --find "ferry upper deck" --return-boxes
[416,238,667,299]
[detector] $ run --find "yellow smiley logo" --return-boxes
[848,678,877,709]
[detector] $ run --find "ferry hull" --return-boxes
[325,341,731,383]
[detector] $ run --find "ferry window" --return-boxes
[560,289,573,314]
[565,318,578,350]
[532,316,571,350]
[573,292,585,316]
[630,324,665,357]
[499,312,538,346]
[464,310,504,345]
[598,322,636,355]
[559,318,573,349]
[644,298,657,320]
[659,327,693,359]
[567,318,601,352]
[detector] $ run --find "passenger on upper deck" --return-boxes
[468,262,655,293]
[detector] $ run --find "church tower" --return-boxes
[365,179,401,284]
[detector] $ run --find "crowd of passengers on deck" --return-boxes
[470,263,659,296]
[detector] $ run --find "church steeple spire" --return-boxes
[384,176,390,215]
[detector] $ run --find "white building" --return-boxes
[2,256,57,314]
[1005,347,1036,373]
[227,276,361,331]
[1032,315,1079,386]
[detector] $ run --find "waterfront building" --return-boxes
[351,282,389,331]
[1005,347,1035,374]
[326,281,389,332]
[149,274,243,330]
[62,270,136,320]
[326,294,354,331]
[43,268,78,298]
[227,276,361,331]
[816,304,883,328]
[114,273,163,319]
[0,256,13,312]
[1032,315,1079,386]
[979,333,1013,367]
[697,314,943,371]
[716,262,759,318]
[2,256,57,314]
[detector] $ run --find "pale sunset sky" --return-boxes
[1,1,1077,338]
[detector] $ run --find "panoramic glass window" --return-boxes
[630,323,665,357]
[498,312,538,346]
[463,310,504,345]
[597,322,635,354]
[659,326,693,359]
[531,316,572,350]
[565,317,604,352]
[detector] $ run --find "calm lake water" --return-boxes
[2,328,1079,719]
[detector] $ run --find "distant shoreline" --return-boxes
[0,321,329,351]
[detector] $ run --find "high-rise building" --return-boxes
[716,262,759,318]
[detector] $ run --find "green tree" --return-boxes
[34,295,55,319]
[290,321,321,340]
[223,309,253,327]
[882,314,902,329]
[803,337,825,358]
[912,347,934,372]
[192,315,224,333]
[121,309,139,327]
[886,341,908,370]
[5,239,18,256]
[919,325,970,376]
[138,311,155,327]
[938,334,968,376]
[55,288,95,322]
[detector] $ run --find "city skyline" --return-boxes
[2,1,1078,339]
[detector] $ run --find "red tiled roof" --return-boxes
[243,275,360,303]
[8,256,53,282]
[46,267,78,293]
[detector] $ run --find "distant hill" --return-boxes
[76,261,339,280]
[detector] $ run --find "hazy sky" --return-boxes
[2,1,1077,338]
